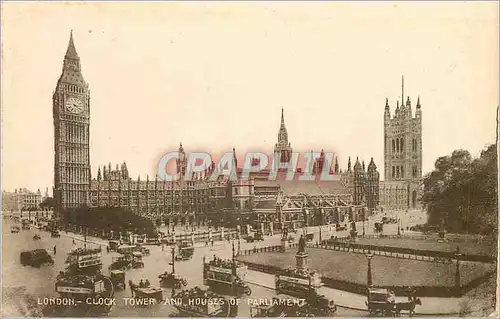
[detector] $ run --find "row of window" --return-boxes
[391,165,419,178]
[62,83,85,94]
[391,138,419,153]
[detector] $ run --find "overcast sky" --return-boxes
[2,2,498,193]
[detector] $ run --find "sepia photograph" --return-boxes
[1,1,499,317]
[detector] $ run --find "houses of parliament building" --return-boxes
[53,32,422,230]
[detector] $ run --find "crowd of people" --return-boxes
[207,255,242,269]
[281,266,317,279]
[56,273,101,288]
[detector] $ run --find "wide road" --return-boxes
[2,217,366,317]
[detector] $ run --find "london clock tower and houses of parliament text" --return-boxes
[53,31,91,213]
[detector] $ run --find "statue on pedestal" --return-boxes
[298,235,306,254]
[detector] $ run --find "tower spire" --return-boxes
[65,30,79,60]
[278,107,288,144]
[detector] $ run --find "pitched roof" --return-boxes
[255,200,277,209]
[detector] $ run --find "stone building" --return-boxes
[53,32,382,230]
[340,156,380,215]
[2,188,42,211]
[379,77,423,210]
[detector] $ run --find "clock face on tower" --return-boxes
[65,97,84,114]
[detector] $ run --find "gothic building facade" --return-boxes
[52,33,398,230]
[379,77,423,210]
[53,32,91,214]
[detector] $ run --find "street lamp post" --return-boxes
[454,247,462,296]
[366,252,374,287]
[397,218,401,236]
[363,215,366,237]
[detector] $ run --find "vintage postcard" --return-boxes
[1,1,498,318]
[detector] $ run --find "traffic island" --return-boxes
[236,247,496,297]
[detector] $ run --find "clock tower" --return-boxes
[53,31,91,213]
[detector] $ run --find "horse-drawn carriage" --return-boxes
[51,230,61,238]
[158,272,188,289]
[366,288,396,316]
[33,234,41,241]
[366,287,421,317]
[129,281,163,304]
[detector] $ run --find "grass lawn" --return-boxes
[237,248,495,287]
[353,237,496,257]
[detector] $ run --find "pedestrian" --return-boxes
[72,239,76,245]
[53,245,56,255]
[145,279,150,288]
[162,244,164,251]
[211,239,214,246]
[139,279,145,288]
[129,281,135,297]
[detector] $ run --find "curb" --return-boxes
[60,232,107,247]
[245,279,368,311]
[245,279,464,315]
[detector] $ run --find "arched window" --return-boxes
[401,166,404,178]
[396,139,399,153]
[400,138,404,151]
[392,140,395,153]
[392,166,395,178]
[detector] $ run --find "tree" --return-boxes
[61,207,158,237]
[39,197,55,210]
[422,144,497,235]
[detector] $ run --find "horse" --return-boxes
[395,298,421,317]
[128,280,138,297]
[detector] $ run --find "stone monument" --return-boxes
[295,234,308,270]
[280,227,289,252]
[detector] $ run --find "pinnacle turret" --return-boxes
[368,157,377,171]
[354,157,362,171]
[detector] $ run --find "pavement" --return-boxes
[32,223,468,315]
[4,209,493,317]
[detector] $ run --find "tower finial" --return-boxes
[65,30,79,59]
[402,75,404,105]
